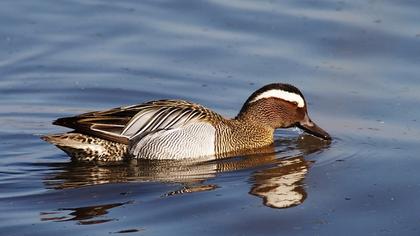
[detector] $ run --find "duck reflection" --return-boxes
[250,156,308,208]
[43,134,328,218]
[40,201,131,225]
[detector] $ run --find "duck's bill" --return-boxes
[298,119,331,141]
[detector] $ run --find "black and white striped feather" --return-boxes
[53,100,222,145]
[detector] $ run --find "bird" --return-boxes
[42,83,331,161]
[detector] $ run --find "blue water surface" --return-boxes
[1,0,420,235]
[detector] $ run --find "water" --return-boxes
[1,0,420,235]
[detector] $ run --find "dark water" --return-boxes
[1,0,420,235]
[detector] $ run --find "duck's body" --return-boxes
[42,83,330,161]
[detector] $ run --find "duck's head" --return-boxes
[237,83,331,141]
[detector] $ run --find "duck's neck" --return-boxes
[232,115,275,140]
[213,115,275,156]
[235,103,276,130]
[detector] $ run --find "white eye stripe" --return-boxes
[249,89,305,107]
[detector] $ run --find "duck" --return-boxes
[42,83,331,161]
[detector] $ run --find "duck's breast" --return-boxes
[128,122,216,160]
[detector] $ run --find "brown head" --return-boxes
[236,83,331,140]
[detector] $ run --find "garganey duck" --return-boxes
[42,83,331,161]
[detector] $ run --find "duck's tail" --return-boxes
[41,133,127,161]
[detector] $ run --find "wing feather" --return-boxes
[53,100,222,144]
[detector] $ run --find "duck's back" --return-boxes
[43,100,224,161]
